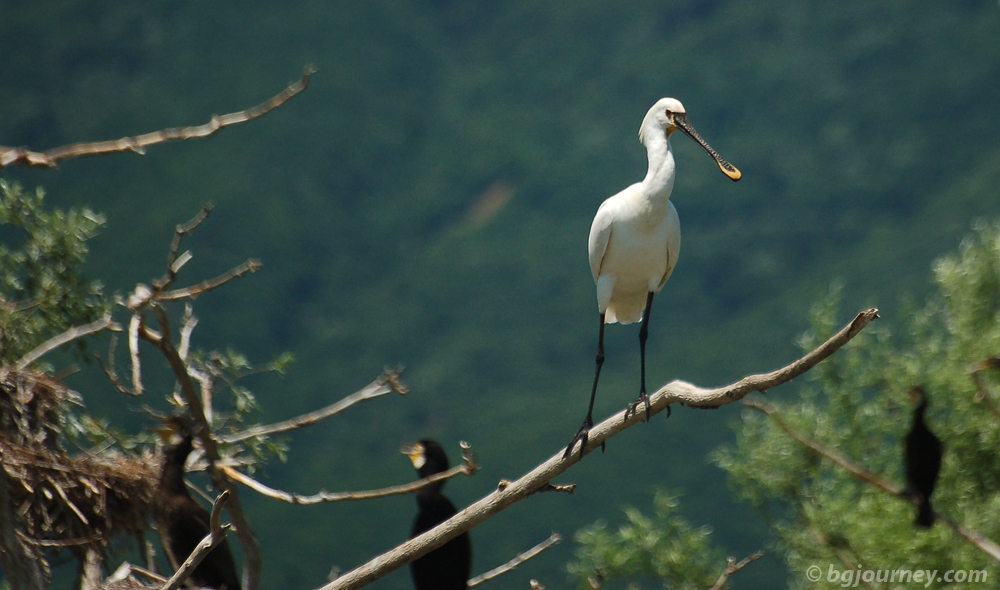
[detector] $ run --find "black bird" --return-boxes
[904,387,943,528]
[156,417,242,589]
[402,440,472,590]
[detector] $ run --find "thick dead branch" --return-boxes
[221,444,477,505]
[219,370,407,444]
[0,67,314,168]
[707,550,764,590]
[744,398,1000,562]
[16,313,119,370]
[467,532,561,588]
[158,491,232,590]
[317,309,879,590]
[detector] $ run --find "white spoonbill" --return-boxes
[565,97,741,460]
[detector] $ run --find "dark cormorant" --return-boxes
[156,417,242,589]
[904,387,943,528]
[402,440,472,590]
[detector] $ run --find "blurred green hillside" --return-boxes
[2,1,999,588]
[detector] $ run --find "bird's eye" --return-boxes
[664,109,672,115]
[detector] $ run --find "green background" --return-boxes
[3,1,1000,588]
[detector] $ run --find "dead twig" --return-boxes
[708,550,764,590]
[221,444,477,505]
[467,532,562,587]
[219,369,407,444]
[1,67,314,168]
[317,309,879,590]
[16,313,119,370]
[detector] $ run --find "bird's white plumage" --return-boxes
[589,98,686,324]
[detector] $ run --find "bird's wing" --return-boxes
[656,200,682,291]
[588,200,616,283]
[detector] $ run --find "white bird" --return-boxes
[565,97,741,460]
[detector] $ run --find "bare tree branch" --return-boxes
[467,532,562,588]
[316,309,879,590]
[219,370,408,444]
[743,398,1000,562]
[159,491,233,590]
[157,259,263,302]
[1,67,314,169]
[15,313,119,370]
[221,448,477,505]
[707,550,764,590]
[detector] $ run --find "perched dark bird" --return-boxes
[402,440,472,590]
[156,417,242,589]
[904,387,943,528]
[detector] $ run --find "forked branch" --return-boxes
[1,67,314,168]
[317,309,880,590]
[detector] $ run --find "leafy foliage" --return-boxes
[713,221,1000,586]
[0,179,106,363]
[568,491,724,590]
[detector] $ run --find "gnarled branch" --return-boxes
[1,67,314,168]
[317,309,879,590]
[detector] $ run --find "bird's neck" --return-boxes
[160,442,193,497]
[642,133,676,204]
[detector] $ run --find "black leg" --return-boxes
[565,313,607,461]
[626,292,655,422]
